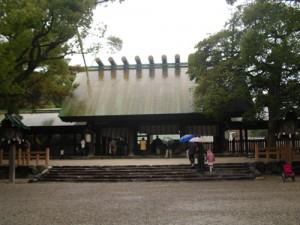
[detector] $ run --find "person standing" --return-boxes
[109,139,117,156]
[206,148,215,172]
[165,142,173,158]
[187,141,197,167]
[197,143,206,171]
[140,138,147,156]
[151,135,163,155]
[80,138,86,156]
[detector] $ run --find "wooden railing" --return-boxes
[227,139,300,155]
[0,148,50,166]
[292,147,300,161]
[255,145,284,162]
[255,143,300,163]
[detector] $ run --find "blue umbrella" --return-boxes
[179,134,195,143]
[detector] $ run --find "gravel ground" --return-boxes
[0,176,300,225]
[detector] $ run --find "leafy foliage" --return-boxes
[190,0,300,145]
[188,11,252,120]
[226,0,300,6]
[0,0,122,113]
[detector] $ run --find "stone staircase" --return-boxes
[34,163,256,182]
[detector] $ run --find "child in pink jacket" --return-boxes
[206,149,215,172]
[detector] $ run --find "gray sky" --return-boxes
[70,0,233,66]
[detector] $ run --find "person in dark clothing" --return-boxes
[151,135,163,155]
[187,142,197,167]
[80,138,86,156]
[197,143,206,171]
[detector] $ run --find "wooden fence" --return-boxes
[254,143,300,163]
[226,139,300,155]
[0,148,50,166]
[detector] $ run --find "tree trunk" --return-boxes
[267,119,277,148]
[267,103,279,148]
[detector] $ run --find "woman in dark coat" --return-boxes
[187,142,197,167]
[197,143,206,171]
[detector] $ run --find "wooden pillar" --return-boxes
[179,125,186,154]
[147,133,151,154]
[239,128,244,154]
[244,129,249,155]
[17,148,22,166]
[36,154,40,166]
[26,148,30,165]
[285,140,292,164]
[232,138,236,154]
[22,152,25,165]
[73,134,77,156]
[0,149,3,165]
[9,143,16,183]
[266,148,270,162]
[276,148,280,161]
[45,148,50,166]
[128,127,137,156]
[255,144,259,161]
[212,123,225,154]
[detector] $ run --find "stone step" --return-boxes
[36,163,255,182]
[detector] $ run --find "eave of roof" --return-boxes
[0,111,86,127]
[60,113,216,124]
[0,114,29,130]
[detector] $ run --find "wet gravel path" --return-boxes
[0,176,299,225]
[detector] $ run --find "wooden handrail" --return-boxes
[255,143,299,163]
[15,148,50,166]
[255,144,284,162]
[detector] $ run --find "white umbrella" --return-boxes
[162,137,174,146]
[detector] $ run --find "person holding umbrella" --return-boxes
[179,134,195,160]
[186,141,197,167]
[189,137,206,171]
[197,142,206,171]
[179,134,195,143]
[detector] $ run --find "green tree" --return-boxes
[0,0,122,113]
[188,9,252,120]
[189,0,300,147]
[226,0,300,5]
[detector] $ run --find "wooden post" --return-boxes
[255,144,259,161]
[17,148,22,166]
[281,147,284,161]
[26,148,30,165]
[276,148,280,161]
[285,140,292,164]
[45,148,50,166]
[266,148,269,162]
[22,152,25,165]
[36,154,39,166]
[9,143,16,183]
[0,149,3,165]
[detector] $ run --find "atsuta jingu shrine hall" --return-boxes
[1,55,299,157]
